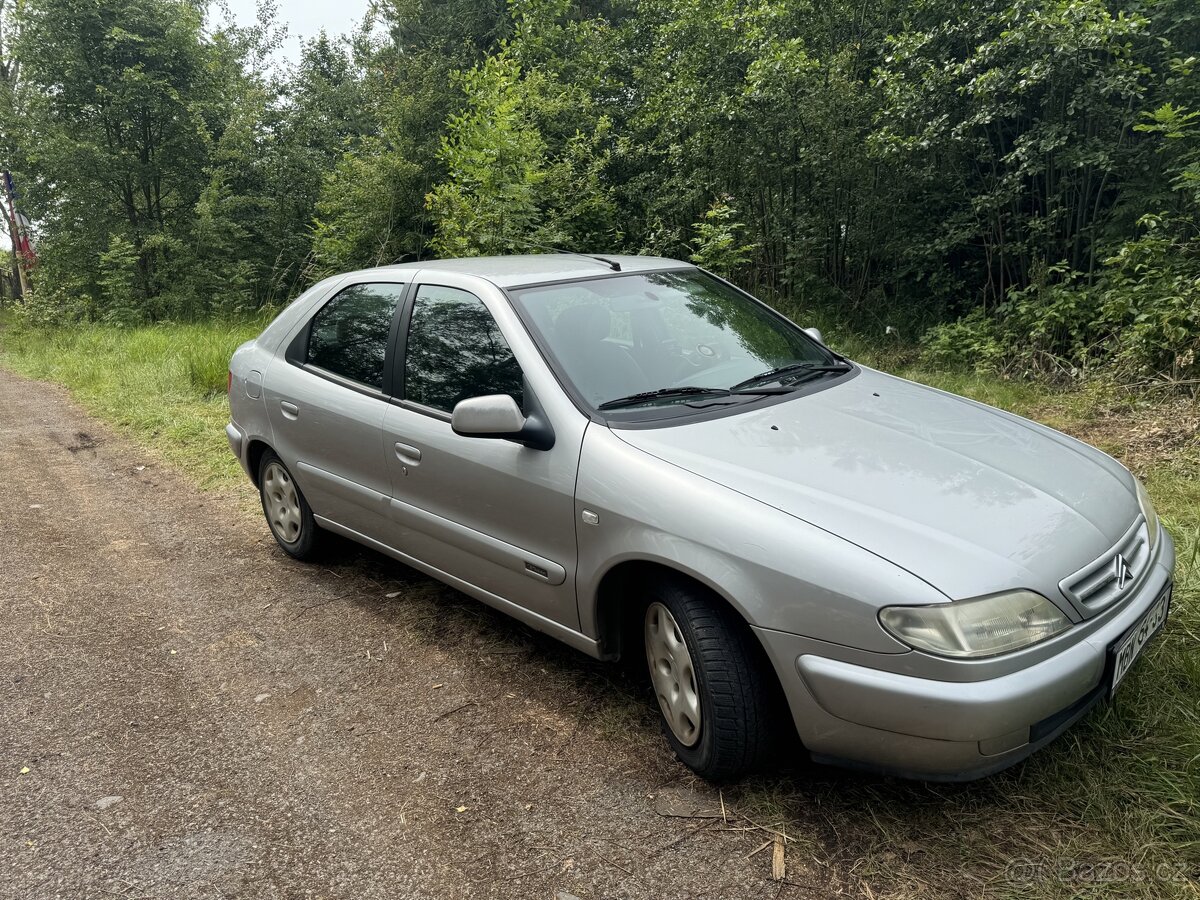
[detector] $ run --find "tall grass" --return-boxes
[1,314,1197,896]
[0,315,268,486]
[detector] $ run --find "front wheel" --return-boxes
[643,580,775,780]
[258,451,321,561]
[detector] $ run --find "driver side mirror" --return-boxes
[804,327,824,343]
[451,395,555,451]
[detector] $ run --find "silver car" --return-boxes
[226,254,1175,781]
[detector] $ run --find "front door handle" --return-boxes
[280,401,299,419]
[394,442,422,466]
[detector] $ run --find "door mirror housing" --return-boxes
[804,326,824,343]
[452,394,524,435]
[451,395,554,451]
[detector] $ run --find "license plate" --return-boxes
[1110,589,1171,697]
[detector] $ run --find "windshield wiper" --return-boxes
[598,384,796,411]
[730,361,852,392]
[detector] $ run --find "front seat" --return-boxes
[553,305,649,406]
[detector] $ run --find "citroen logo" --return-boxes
[1113,553,1131,590]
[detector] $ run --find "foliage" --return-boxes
[426,47,620,256]
[873,0,1155,305]
[689,197,756,278]
[0,0,1197,385]
[310,0,508,272]
[427,52,554,256]
[312,134,425,271]
[12,0,218,316]
[1101,217,1200,382]
[921,19,1200,384]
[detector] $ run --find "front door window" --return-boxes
[403,285,524,412]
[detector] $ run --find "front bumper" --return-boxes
[756,529,1176,780]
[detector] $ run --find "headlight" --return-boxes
[879,590,1071,658]
[1135,479,1160,549]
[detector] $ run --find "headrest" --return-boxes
[554,304,611,346]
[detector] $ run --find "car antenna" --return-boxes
[488,235,622,272]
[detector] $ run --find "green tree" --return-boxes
[215,31,372,302]
[311,0,509,272]
[14,0,222,317]
[690,197,756,278]
[873,0,1154,307]
[3,0,1197,381]
[427,52,553,256]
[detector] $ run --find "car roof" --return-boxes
[349,253,695,288]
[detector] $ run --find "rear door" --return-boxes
[264,280,406,536]
[380,280,586,630]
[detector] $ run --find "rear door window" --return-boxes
[306,283,405,390]
[403,285,524,412]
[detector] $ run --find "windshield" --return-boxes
[508,270,844,415]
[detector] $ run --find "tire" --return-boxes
[642,578,775,780]
[258,450,322,561]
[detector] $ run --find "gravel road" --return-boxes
[0,369,848,899]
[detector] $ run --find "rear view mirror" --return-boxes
[451,395,555,451]
[804,327,824,343]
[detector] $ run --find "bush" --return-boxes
[1102,219,1200,384]
[920,309,1010,373]
[689,197,756,279]
[921,240,1200,386]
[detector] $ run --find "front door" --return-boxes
[380,283,583,630]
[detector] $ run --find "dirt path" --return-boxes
[0,369,848,899]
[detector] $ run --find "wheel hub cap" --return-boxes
[262,462,302,544]
[645,602,701,747]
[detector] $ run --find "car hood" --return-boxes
[612,367,1138,601]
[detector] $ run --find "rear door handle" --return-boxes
[280,401,300,419]
[394,442,422,466]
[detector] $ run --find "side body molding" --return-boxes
[388,494,567,586]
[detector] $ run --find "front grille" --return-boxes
[1059,516,1151,616]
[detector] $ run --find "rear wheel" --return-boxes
[642,579,775,780]
[258,451,321,560]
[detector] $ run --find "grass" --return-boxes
[0,312,270,487]
[0,312,1197,897]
